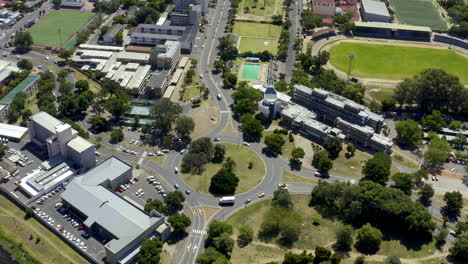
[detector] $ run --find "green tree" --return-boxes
[144,200,168,214]
[175,115,195,139]
[168,213,191,233]
[221,156,236,172]
[196,247,231,264]
[138,237,163,264]
[421,110,446,130]
[291,147,305,162]
[283,251,314,264]
[346,143,356,156]
[237,225,253,247]
[301,10,322,31]
[52,0,62,7]
[354,255,366,264]
[314,246,332,264]
[213,60,225,72]
[274,79,289,92]
[264,133,285,154]
[272,188,293,209]
[391,173,415,195]
[209,169,239,195]
[24,207,34,219]
[323,137,342,159]
[223,72,237,89]
[312,150,329,167]
[17,59,33,70]
[110,128,124,143]
[234,98,257,115]
[449,120,462,130]
[14,31,33,50]
[75,80,89,93]
[150,99,182,136]
[318,157,333,173]
[362,153,391,185]
[436,228,448,246]
[59,50,73,61]
[105,92,131,120]
[443,191,463,216]
[335,225,354,251]
[449,232,468,260]
[418,184,434,203]
[355,224,382,253]
[90,116,108,132]
[213,144,226,163]
[165,191,185,208]
[395,119,423,146]
[208,221,233,240]
[213,232,234,256]
[114,31,123,45]
[424,137,451,169]
[241,114,264,140]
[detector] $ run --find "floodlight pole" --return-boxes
[347,53,355,84]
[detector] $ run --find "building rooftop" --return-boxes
[0,123,28,140]
[78,44,125,52]
[131,32,181,41]
[104,24,123,40]
[60,157,161,254]
[147,70,169,89]
[67,136,93,153]
[354,21,432,32]
[158,40,180,59]
[136,24,186,31]
[313,0,335,3]
[29,111,63,134]
[0,73,39,104]
[361,0,390,17]
[116,52,150,62]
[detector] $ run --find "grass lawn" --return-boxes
[227,195,344,263]
[372,237,438,259]
[233,22,281,38]
[29,10,95,47]
[262,131,296,160]
[282,170,318,184]
[331,149,399,178]
[238,37,279,54]
[329,43,468,83]
[74,70,101,93]
[236,0,283,16]
[0,195,88,264]
[367,86,395,103]
[181,143,266,194]
[389,0,448,30]
[183,86,201,101]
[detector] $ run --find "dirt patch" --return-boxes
[439,170,467,180]
[188,101,220,138]
[219,117,239,137]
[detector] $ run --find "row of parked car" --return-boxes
[36,187,63,205]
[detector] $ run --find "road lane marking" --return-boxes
[138,151,147,164]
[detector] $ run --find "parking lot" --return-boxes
[33,186,107,262]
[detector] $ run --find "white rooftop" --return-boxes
[0,123,28,140]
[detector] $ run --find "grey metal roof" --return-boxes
[136,24,186,31]
[361,0,390,17]
[61,157,161,254]
[146,70,169,89]
[67,136,93,153]
[131,32,181,41]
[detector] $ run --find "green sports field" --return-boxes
[329,42,468,83]
[238,37,278,54]
[236,0,284,16]
[233,22,281,38]
[29,10,95,47]
[389,0,448,30]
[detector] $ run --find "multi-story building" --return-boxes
[171,4,201,26]
[361,0,390,22]
[150,40,181,70]
[175,0,207,14]
[60,157,170,264]
[102,24,123,45]
[282,85,392,153]
[27,112,96,170]
[130,24,197,52]
[293,85,384,132]
[312,0,336,18]
[145,70,170,97]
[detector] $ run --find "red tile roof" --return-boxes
[314,0,335,4]
[340,0,361,21]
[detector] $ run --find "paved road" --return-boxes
[284,0,302,82]
[0,1,53,45]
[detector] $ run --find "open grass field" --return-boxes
[329,43,468,83]
[181,143,265,194]
[227,195,439,263]
[73,70,101,93]
[238,37,279,54]
[236,0,283,17]
[389,0,448,30]
[0,195,88,264]
[29,10,94,47]
[282,170,319,184]
[233,22,281,38]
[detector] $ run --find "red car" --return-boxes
[134,177,139,182]
[118,188,124,193]
[146,198,153,203]
[77,226,84,231]
[59,227,65,232]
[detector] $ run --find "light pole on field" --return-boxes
[347,53,355,83]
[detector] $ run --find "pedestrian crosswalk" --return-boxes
[192,229,207,235]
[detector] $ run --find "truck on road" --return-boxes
[219,196,235,205]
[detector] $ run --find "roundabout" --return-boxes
[181,142,266,194]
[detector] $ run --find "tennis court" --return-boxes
[389,0,448,30]
[241,63,261,80]
[28,10,95,47]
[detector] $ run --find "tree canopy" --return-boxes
[395,119,423,146]
[137,237,163,264]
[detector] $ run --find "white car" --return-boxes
[243,142,250,147]
[174,167,179,173]
[258,193,265,198]
[180,149,186,154]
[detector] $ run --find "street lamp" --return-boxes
[347,53,355,83]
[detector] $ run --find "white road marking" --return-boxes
[138,151,147,164]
